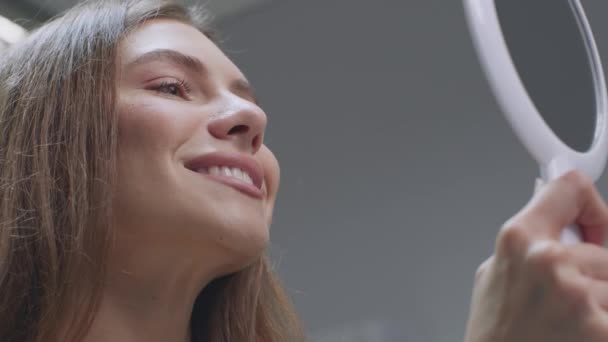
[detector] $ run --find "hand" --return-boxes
[465,171,608,342]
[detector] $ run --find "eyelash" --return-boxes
[153,79,192,98]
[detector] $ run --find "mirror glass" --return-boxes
[495,0,597,152]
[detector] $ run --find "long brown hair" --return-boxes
[0,1,304,341]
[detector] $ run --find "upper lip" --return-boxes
[184,151,264,190]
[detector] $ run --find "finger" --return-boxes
[534,178,605,245]
[569,244,608,281]
[509,171,608,243]
[577,187,608,246]
[581,310,608,342]
[588,279,608,312]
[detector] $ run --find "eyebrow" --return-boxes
[127,48,208,75]
[127,48,259,104]
[231,78,259,105]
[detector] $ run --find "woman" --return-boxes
[0,1,300,341]
[1,0,608,341]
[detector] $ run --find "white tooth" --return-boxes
[232,168,244,180]
[238,171,248,183]
[209,166,221,176]
[221,166,232,177]
[244,173,253,185]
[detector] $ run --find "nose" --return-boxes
[207,96,267,154]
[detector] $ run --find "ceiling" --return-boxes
[0,0,271,27]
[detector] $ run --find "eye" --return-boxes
[152,79,192,99]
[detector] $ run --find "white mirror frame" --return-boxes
[463,0,608,183]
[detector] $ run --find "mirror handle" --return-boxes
[560,224,583,244]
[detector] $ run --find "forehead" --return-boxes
[119,19,242,78]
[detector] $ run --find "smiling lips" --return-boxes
[185,152,265,199]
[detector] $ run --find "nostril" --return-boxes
[252,135,261,150]
[228,125,249,135]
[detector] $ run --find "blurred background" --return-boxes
[2,0,608,341]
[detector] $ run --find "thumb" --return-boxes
[507,171,608,244]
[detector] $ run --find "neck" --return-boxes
[83,238,223,342]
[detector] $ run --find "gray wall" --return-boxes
[219,1,608,341]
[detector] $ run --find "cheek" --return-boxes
[259,145,280,223]
[114,99,198,223]
[260,145,280,196]
[118,100,189,152]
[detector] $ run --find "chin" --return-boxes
[230,223,270,259]
[210,217,271,273]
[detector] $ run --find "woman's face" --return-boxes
[114,19,279,268]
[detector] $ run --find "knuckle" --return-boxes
[496,220,530,256]
[474,256,493,282]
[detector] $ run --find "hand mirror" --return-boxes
[464,0,608,243]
